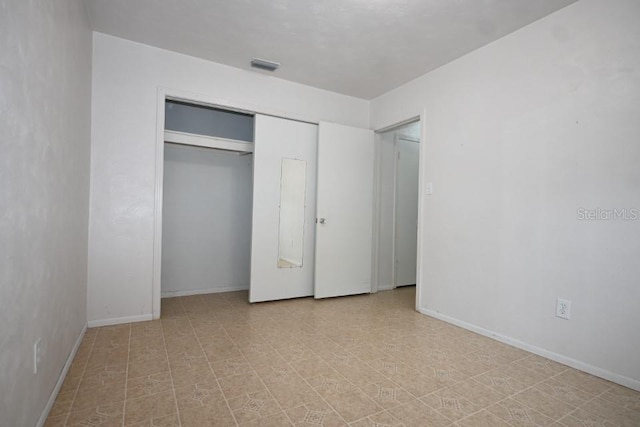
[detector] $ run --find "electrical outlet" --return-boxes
[33,338,42,374]
[556,298,571,320]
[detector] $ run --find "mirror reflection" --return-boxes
[278,158,307,268]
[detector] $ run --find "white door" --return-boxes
[315,122,375,299]
[394,136,420,287]
[250,115,318,302]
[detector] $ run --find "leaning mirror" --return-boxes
[277,158,307,268]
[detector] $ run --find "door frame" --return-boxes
[391,134,420,289]
[152,87,318,319]
[372,111,426,313]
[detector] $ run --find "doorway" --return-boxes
[376,120,421,294]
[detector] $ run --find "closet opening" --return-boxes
[160,100,255,303]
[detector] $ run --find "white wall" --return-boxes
[161,144,253,296]
[377,122,420,290]
[0,1,92,425]
[371,0,640,388]
[88,33,370,324]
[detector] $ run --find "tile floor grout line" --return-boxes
[63,329,97,425]
[184,296,240,427]
[225,299,353,426]
[120,323,132,427]
[159,310,183,427]
[279,323,383,426]
[217,299,299,426]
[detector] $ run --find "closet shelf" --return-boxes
[164,130,254,153]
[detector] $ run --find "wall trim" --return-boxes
[419,307,640,392]
[36,324,87,427]
[161,285,249,298]
[87,314,153,328]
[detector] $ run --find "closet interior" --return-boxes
[161,101,255,297]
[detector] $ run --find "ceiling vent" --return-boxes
[250,58,280,72]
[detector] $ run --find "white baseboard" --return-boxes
[419,307,640,392]
[87,313,153,328]
[377,284,394,291]
[36,323,87,427]
[161,285,248,298]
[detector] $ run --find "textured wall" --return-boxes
[0,1,92,425]
[371,0,640,388]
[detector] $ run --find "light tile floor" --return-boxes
[46,287,640,426]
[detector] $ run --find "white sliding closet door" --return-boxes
[315,122,375,299]
[250,115,318,302]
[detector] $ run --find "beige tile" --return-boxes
[514,355,569,378]
[535,378,598,406]
[513,388,576,421]
[179,402,236,427]
[360,378,416,410]
[447,379,508,408]
[202,342,244,362]
[169,357,216,388]
[59,375,83,397]
[558,408,616,427]
[350,411,404,427]
[43,413,67,427]
[72,381,126,412]
[227,389,282,423]
[276,343,316,362]
[240,411,293,426]
[127,355,169,379]
[85,345,129,370]
[80,363,128,388]
[307,372,358,398]
[578,396,640,426]
[48,389,75,418]
[131,321,164,338]
[420,388,481,421]
[265,377,322,410]
[475,364,547,395]
[285,399,348,426]
[323,388,382,423]
[174,380,225,411]
[127,413,180,426]
[457,409,512,427]
[46,289,640,427]
[289,356,336,379]
[553,369,614,395]
[218,370,266,400]
[126,371,173,399]
[390,370,444,398]
[163,335,200,354]
[66,401,124,427]
[210,355,253,378]
[487,398,554,426]
[124,390,177,425]
[386,399,452,427]
[599,384,640,412]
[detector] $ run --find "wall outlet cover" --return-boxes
[556,298,571,320]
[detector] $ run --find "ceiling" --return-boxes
[85,0,577,99]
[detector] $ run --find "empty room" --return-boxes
[1,0,639,426]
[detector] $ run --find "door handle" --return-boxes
[319,218,327,224]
